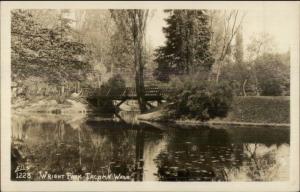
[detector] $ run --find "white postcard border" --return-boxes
[1,1,299,191]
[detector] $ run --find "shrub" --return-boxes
[89,74,126,112]
[260,78,283,96]
[254,53,290,96]
[167,73,234,121]
[99,74,126,96]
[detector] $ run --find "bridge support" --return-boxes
[115,99,127,108]
[157,100,162,106]
[87,86,171,112]
[146,102,155,109]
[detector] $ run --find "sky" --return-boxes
[146,8,298,53]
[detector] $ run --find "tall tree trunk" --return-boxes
[97,75,101,88]
[111,10,149,112]
[254,76,260,96]
[130,10,148,113]
[250,66,260,96]
[61,85,64,96]
[133,33,147,113]
[215,60,223,83]
[242,79,248,96]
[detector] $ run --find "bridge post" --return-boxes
[157,100,162,106]
[115,99,127,108]
[146,102,155,109]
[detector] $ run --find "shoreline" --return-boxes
[174,119,290,128]
[12,97,89,114]
[137,113,290,128]
[12,110,290,128]
[138,115,290,128]
[137,96,290,128]
[12,96,290,128]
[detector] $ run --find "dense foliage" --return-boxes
[11,9,290,117]
[220,52,290,96]
[152,10,239,120]
[253,53,290,96]
[167,73,233,121]
[11,10,91,84]
[154,10,214,81]
[99,74,126,96]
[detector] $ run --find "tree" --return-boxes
[208,10,245,83]
[233,26,244,65]
[11,10,91,85]
[233,26,249,95]
[253,53,290,96]
[219,62,250,96]
[109,13,135,83]
[110,10,149,112]
[166,73,234,121]
[246,33,276,61]
[219,32,289,97]
[154,10,214,81]
[245,33,278,95]
[74,10,117,70]
[72,10,118,87]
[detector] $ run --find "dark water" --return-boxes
[11,112,290,181]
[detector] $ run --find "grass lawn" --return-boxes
[224,96,290,124]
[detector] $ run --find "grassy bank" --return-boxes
[221,96,290,124]
[138,96,290,126]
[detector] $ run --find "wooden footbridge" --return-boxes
[84,86,173,109]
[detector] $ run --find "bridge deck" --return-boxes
[86,86,173,101]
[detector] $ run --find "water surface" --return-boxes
[11,112,290,181]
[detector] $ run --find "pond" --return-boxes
[11,111,290,182]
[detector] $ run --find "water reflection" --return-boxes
[153,126,289,181]
[11,112,289,181]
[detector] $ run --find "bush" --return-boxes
[89,74,126,112]
[167,73,234,121]
[260,78,283,96]
[99,74,126,96]
[254,53,290,96]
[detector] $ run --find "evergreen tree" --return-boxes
[154,10,214,81]
[11,10,91,84]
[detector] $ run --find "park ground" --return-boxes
[12,96,290,127]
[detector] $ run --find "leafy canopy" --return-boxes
[11,10,91,84]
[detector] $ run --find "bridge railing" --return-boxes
[85,86,174,99]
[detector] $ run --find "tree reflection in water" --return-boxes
[11,113,161,181]
[11,113,289,181]
[154,127,239,181]
[153,125,289,181]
